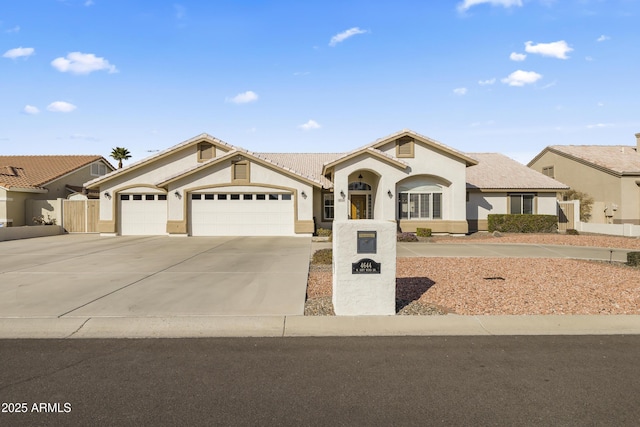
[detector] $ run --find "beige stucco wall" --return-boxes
[332,140,468,225]
[620,177,640,225]
[6,191,32,226]
[530,151,625,223]
[0,188,9,226]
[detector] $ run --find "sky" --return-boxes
[2,0,639,166]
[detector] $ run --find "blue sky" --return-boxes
[2,0,639,166]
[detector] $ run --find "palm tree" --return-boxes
[110,147,132,169]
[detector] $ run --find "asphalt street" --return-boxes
[2,336,640,426]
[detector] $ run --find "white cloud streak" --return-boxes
[478,78,496,85]
[47,101,77,113]
[23,105,40,115]
[457,0,522,12]
[299,120,321,131]
[226,91,259,104]
[510,52,526,61]
[524,40,573,59]
[5,25,20,33]
[329,27,367,47]
[501,70,542,86]
[453,87,468,95]
[3,46,34,59]
[51,52,118,74]
[597,35,610,42]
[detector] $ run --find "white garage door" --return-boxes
[190,192,294,236]
[119,194,168,235]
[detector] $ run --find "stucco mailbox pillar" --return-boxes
[332,220,396,315]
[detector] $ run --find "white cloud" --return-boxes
[524,40,573,59]
[501,70,542,86]
[329,27,367,47]
[23,105,40,115]
[585,56,594,61]
[597,102,604,107]
[47,101,77,113]
[510,52,527,61]
[478,78,496,85]
[84,0,94,5]
[51,52,118,74]
[457,0,522,12]
[597,35,610,42]
[174,4,186,20]
[298,120,321,131]
[5,25,20,33]
[226,91,258,104]
[453,87,468,95]
[3,47,34,59]
[587,123,613,129]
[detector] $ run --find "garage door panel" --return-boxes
[120,195,167,236]
[191,193,294,236]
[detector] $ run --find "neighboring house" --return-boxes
[529,133,640,225]
[84,129,567,237]
[0,156,114,227]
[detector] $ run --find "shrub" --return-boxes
[397,232,418,242]
[33,215,57,225]
[628,252,640,267]
[312,249,333,265]
[563,189,594,222]
[316,228,332,237]
[416,228,432,237]
[565,229,579,235]
[488,214,558,233]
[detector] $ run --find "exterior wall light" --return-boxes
[340,190,346,199]
[388,190,393,198]
[301,190,307,199]
[104,191,111,199]
[174,190,181,199]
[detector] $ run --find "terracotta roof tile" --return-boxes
[466,153,568,190]
[0,155,109,190]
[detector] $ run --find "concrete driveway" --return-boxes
[0,235,311,318]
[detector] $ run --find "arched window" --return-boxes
[348,182,371,191]
[397,178,444,220]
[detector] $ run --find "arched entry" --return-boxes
[348,170,378,219]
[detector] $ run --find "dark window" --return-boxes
[218,194,227,200]
[192,194,202,200]
[145,195,155,201]
[230,194,240,200]
[205,194,214,200]
[256,194,266,200]
[281,194,292,201]
[269,194,279,200]
[243,194,253,200]
[120,194,130,201]
[133,194,143,201]
[158,194,167,201]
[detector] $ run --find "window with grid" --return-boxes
[398,192,442,220]
[323,194,334,220]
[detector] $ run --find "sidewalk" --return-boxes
[2,315,640,339]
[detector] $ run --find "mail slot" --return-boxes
[357,231,377,254]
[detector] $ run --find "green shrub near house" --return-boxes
[397,232,418,242]
[628,252,640,267]
[316,228,332,237]
[416,228,432,237]
[312,249,333,264]
[488,214,558,233]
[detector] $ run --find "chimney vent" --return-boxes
[636,132,640,151]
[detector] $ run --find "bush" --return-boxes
[488,214,558,233]
[565,229,579,235]
[33,215,57,225]
[316,228,332,237]
[628,252,640,267]
[416,228,432,237]
[563,189,594,222]
[312,249,333,264]
[397,232,418,242]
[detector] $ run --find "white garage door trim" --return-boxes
[190,192,294,236]
[119,194,168,236]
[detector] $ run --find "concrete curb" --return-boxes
[2,315,640,338]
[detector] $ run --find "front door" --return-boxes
[350,195,367,219]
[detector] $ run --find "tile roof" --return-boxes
[257,153,343,187]
[543,145,640,175]
[0,155,108,190]
[466,153,568,190]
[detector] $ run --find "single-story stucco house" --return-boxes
[84,129,568,236]
[0,155,114,227]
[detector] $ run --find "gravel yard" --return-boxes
[305,233,640,316]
